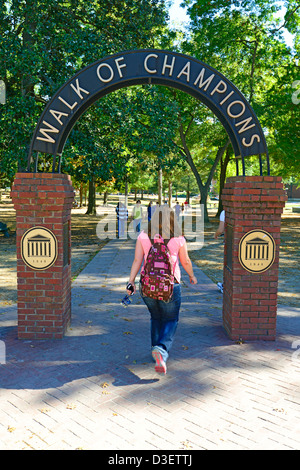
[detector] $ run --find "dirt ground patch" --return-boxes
[0,198,299,308]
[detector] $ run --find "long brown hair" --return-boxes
[147,205,182,240]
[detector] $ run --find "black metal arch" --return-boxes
[27,49,269,175]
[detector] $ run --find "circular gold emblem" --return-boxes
[238,230,275,273]
[21,227,58,270]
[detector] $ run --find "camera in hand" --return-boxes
[121,283,134,308]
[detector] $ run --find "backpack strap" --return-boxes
[151,234,171,245]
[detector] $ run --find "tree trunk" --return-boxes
[175,109,231,222]
[22,1,36,98]
[125,179,128,208]
[79,182,83,207]
[168,180,172,207]
[178,121,230,223]
[199,187,209,221]
[158,167,163,205]
[186,176,190,203]
[103,190,108,205]
[86,177,96,215]
[216,146,232,217]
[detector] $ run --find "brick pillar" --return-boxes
[11,173,75,339]
[221,176,287,341]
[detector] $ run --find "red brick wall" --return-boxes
[11,173,75,339]
[221,176,287,341]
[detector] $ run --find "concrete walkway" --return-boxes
[1,238,300,450]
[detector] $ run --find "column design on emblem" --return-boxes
[28,235,51,258]
[245,238,269,260]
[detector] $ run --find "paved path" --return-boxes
[1,238,300,450]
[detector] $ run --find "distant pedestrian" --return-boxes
[126,205,197,374]
[115,202,128,238]
[147,201,155,221]
[214,210,225,240]
[174,201,181,219]
[132,200,143,233]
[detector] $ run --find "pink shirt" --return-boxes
[138,231,186,283]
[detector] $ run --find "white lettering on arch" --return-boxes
[36,120,59,143]
[193,68,215,91]
[115,56,127,78]
[177,61,191,82]
[58,96,77,110]
[70,79,90,99]
[242,134,261,147]
[220,91,234,105]
[49,109,69,126]
[97,63,114,83]
[162,55,175,76]
[144,53,158,74]
[227,100,246,119]
[235,117,256,134]
[210,80,227,96]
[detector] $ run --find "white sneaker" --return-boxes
[152,348,167,374]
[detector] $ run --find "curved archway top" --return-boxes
[28,49,269,174]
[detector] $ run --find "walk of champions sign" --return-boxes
[28,49,268,167]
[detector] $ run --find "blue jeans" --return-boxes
[134,218,142,233]
[140,283,181,363]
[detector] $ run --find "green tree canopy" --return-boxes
[181,0,299,181]
[0,0,169,182]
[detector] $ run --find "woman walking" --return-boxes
[126,205,197,374]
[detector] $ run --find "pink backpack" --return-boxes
[140,234,174,301]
